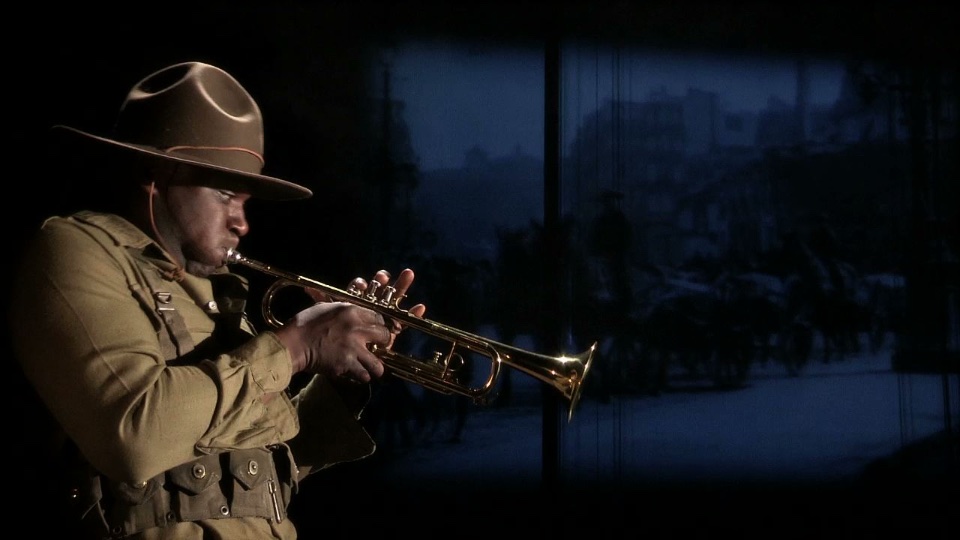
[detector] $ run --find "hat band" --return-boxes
[164,145,265,174]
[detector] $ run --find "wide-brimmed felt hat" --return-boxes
[51,61,312,200]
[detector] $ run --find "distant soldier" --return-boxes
[587,190,635,398]
[589,190,633,314]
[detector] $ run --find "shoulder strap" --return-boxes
[123,250,196,360]
[64,212,197,360]
[151,288,195,360]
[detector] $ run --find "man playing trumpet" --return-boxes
[9,61,425,539]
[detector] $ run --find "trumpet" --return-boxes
[224,249,596,421]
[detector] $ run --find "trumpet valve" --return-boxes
[363,280,381,302]
[378,286,397,307]
[431,351,454,378]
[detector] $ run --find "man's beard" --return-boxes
[179,241,228,277]
[184,258,219,278]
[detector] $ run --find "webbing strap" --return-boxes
[152,290,194,359]
[121,249,196,360]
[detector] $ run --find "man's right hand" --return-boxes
[275,301,392,382]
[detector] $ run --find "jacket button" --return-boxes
[248,460,259,476]
[220,505,230,516]
[192,464,206,479]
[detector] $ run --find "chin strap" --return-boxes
[148,180,186,282]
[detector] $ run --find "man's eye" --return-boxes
[217,190,236,201]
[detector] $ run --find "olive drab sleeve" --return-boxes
[10,213,301,485]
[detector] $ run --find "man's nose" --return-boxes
[230,208,250,237]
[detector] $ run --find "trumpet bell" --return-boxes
[498,340,596,421]
[383,329,597,421]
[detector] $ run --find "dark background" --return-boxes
[11,0,957,257]
[7,1,956,538]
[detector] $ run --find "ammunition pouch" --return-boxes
[72,446,298,538]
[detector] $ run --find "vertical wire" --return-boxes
[593,43,604,482]
[621,44,634,486]
[612,43,624,484]
[563,40,603,487]
[543,28,563,491]
[594,44,601,208]
[574,42,597,486]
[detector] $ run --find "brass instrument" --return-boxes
[225,249,596,421]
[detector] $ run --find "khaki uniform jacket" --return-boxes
[10,211,376,539]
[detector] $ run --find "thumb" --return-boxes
[305,288,332,303]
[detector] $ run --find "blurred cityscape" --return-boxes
[364,54,957,390]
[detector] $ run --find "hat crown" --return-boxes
[113,62,265,175]
[51,61,312,200]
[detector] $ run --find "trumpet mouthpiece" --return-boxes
[224,248,242,265]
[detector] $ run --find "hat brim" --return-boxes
[50,125,313,201]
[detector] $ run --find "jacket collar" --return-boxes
[67,210,231,277]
